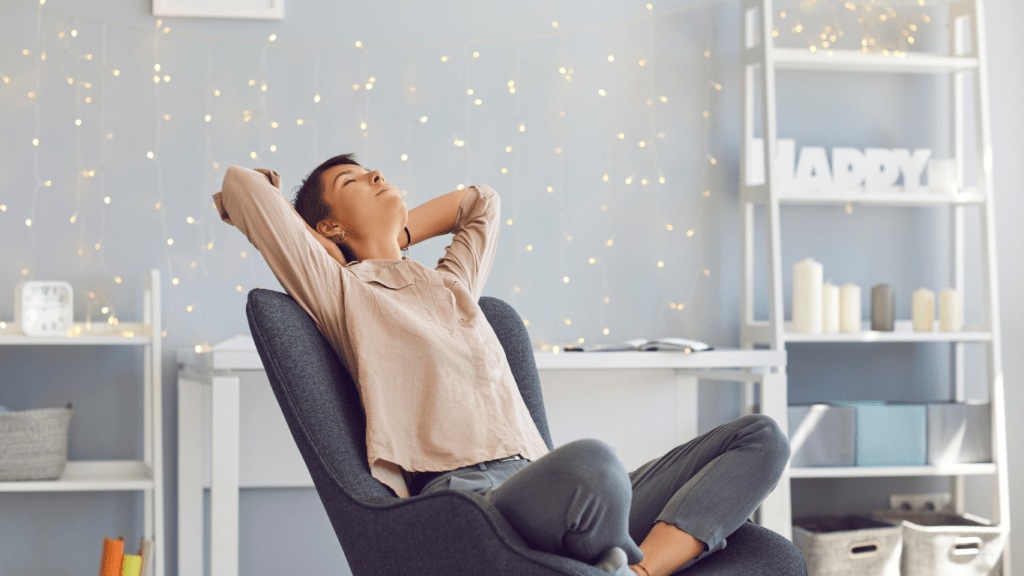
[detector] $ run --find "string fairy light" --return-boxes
[402,47,416,193]
[356,43,371,159]
[772,0,931,56]
[24,0,44,277]
[1,0,769,352]
[187,38,219,351]
[311,47,319,162]
[510,39,524,317]
[72,15,86,275]
[151,18,177,334]
[553,34,570,340]
[545,1,718,352]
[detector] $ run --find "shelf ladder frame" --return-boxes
[144,268,165,576]
[737,2,1011,574]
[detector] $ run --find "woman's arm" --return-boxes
[288,203,349,266]
[215,166,344,319]
[400,187,470,248]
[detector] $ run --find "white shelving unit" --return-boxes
[0,269,164,576]
[737,1,1011,575]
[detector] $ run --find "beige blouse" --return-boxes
[213,166,550,497]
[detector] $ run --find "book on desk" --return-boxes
[562,337,713,353]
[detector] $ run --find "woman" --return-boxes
[214,153,791,576]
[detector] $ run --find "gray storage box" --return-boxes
[788,404,856,467]
[927,401,992,464]
[0,403,74,481]
[869,510,1006,576]
[792,515,902,576]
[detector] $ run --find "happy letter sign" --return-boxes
[747,138,932,194]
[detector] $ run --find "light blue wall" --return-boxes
[1,1,1022,575]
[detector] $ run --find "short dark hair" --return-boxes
[292,152,361,264]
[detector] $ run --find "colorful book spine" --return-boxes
[98,536,124,576]
[137,536,153,576]
[119,554,141,576]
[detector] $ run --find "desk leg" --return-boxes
[177,378,204,576]
[211,376,241,576]
[674,373,698,446]
[756,372,792,541]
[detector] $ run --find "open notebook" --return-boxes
[563,337,712,353]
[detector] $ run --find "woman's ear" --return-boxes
[316,219,339,239]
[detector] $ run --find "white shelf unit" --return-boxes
[738,1,1011,574]
[0,269,164,576]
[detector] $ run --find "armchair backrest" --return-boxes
[245,288,553,503]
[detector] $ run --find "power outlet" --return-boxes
[889,492,954,514]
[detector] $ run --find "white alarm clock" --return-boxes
[15,281,74,337]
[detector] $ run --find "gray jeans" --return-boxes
[418,414,791,572]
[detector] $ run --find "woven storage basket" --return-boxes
[0,403,74,481]
[793,514,902,576]
[869,510,1006,576]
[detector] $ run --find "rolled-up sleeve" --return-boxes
[213,165,342,325]
[435,184,500,302]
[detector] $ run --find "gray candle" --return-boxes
[871,284,895,331]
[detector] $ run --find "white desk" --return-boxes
[177,340,788,576]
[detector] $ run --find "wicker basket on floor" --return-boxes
[0,403,74,481]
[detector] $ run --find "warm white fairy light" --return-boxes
[775,0,929,54]
[2,2,729,349]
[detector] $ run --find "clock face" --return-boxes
[17,281,74,336]
[26,285,69,306]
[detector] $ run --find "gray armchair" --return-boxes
[245,288,807,575]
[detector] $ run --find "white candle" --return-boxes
[793,258,823,333]
[928,159,958,195]
[940,288,963,331]
[839,283,861,332]
[913,287,935,332]
[822,282,840,333]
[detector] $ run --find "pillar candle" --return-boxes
[822,282,840,333]
[871,284,895,331]
[840,283,861,332]
[940,288,963,331]
[928,158,958,195]
[912,287,935,332]
[793,258,823,333]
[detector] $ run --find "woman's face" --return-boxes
[317,163,407,252]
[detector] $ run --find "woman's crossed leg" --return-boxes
[480,414,790,575]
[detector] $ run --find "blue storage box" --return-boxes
[835,402,927,466]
